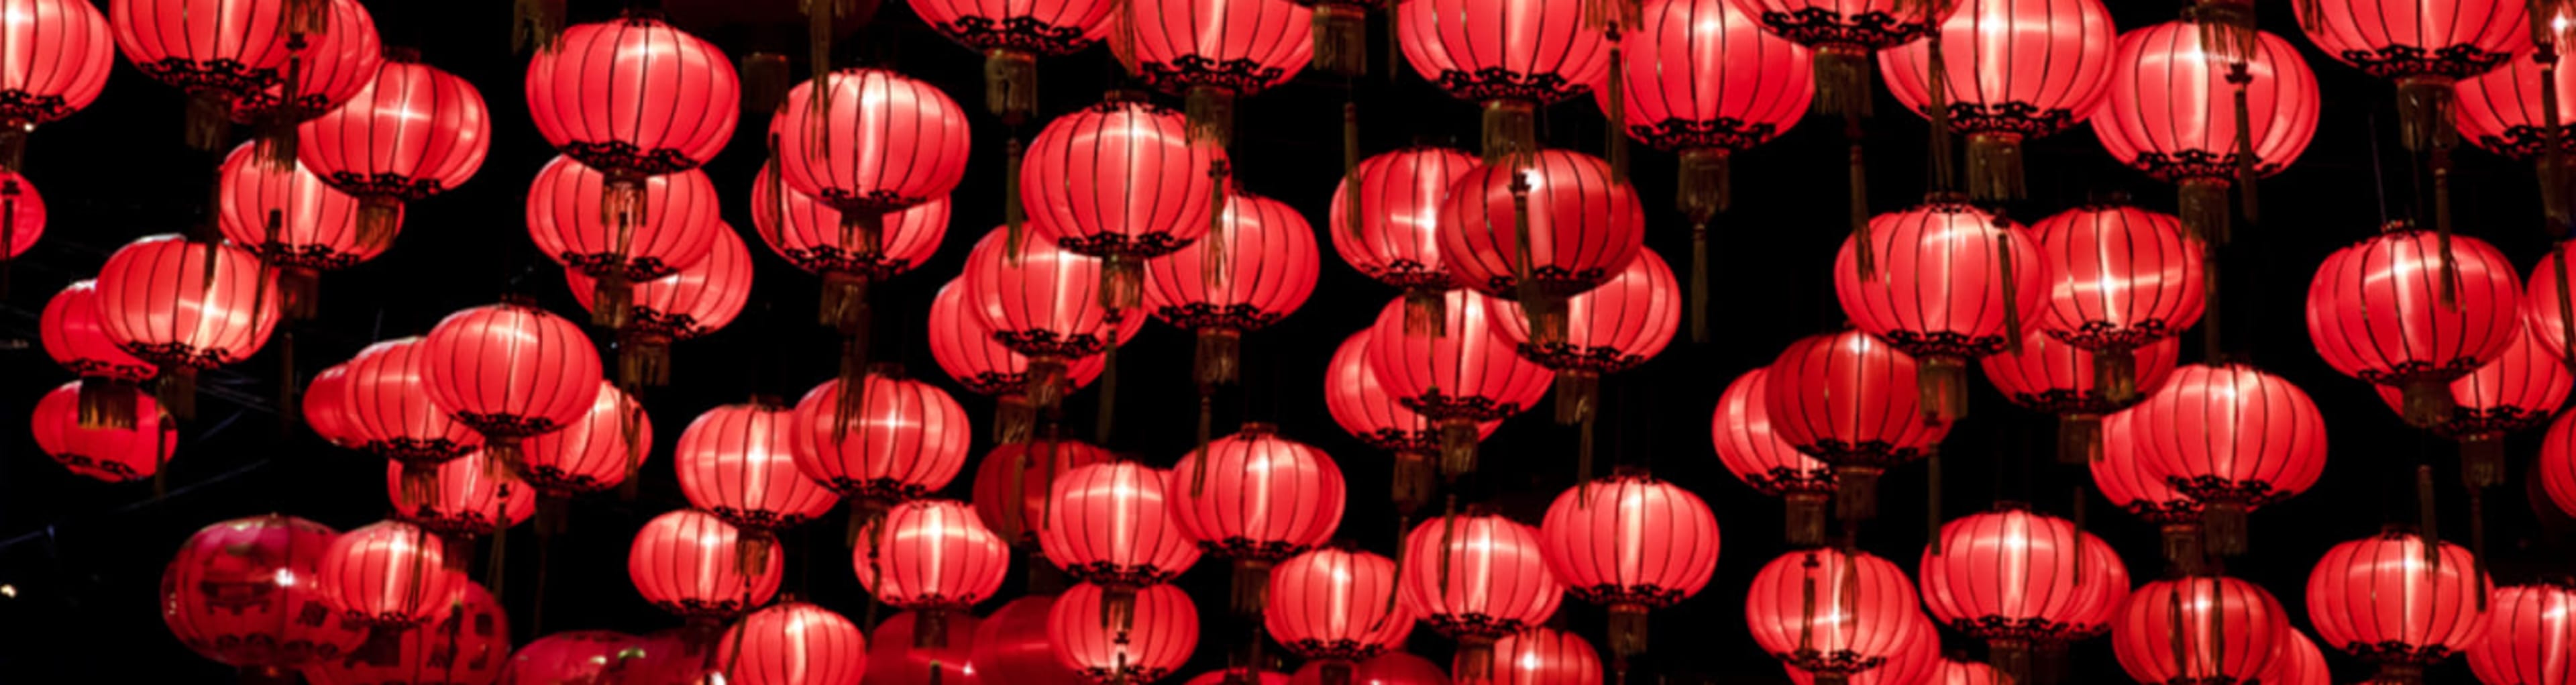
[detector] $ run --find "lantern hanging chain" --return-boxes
[1925,449,1943,555]
[1849,115,1876,282]
[2417,464,2441,571]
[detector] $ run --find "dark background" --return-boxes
[3,0,2571,682]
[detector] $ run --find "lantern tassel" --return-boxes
[1230,558,1271,618]
[997,394,1036,445]
[2432,147,2462,309]
[803,0,845,107]
[1101,585,1138,634]
[1454,637,1495,684]
[1967,132,2025,201]
[1607,604,1648,661]
[78,380,140,430]
[1313,3,1369,76]
[2162,523,2204,576]
[2400,378,2457,429]
[1784,492,1828,547]
[160,366,199,421]
[276,266,320,321]
[1102,256,1144,311]
[985,50,1039,125]
[1603,44,1629,184]
[1094,341,1120,444]
[821,272,871,333]
[0,127,23,172]
[2201,500,2247,557]
[1848,123,1875,281]
[2226,70,2258,238]
[620,335,672,388]
[1554,370,1597,425]
[1812,46,1872,118]
[734,532,775,578]
[1481,101,1537,165]
[2470,486,2488,611]
[1833,465,1880,522]
[2538,53,2573,230]
[1026,358,1069,415]
[1195,328,1241,387]
[1186,87,1236,148]
[1438,419,1477,478]
[1918,358,1968,423]
[184,94,229,152]
[1392,452,1435,517]
[2396,76,2458,155]
[2176,178,2230,246]
[514,0,564,52]
[356,197,400,250]
[1193,394,1214,494]
[2461,434,2504,490]
[742,52,791,115]
[2095,347,2138,404]
[2057,414,2102,465]
[590,274,633,329]
[1005,138,1028,263]
[1403,287,1448,337]
[2418,464,2441,571]
[1679,149,1726,344]
[1996,220,2024,355]
[1923,34,1956,194]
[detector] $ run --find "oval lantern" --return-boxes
[1395,0,1610,158]
[93,234,282,420]
[2294,0,2526,152]
[297,50,492,245]
[161,515,366,679]
[516,381,651,496]
[1330,146,1480,327]
[1835,199,2049,421]
[930,276,1120,445]
[1437,150,1646,346]
[2029,201,2205,403]
[217,141,386,318]
[2308,227,2523,427]
[752,161,951,334]
[2465,582,2576,685]
[1398,512,1564,682]
[961,227,1138,437]
[1324,329,1496,514]
[1762,329,1951,523]
[315,520,464,631]
[2456,46,2576,160]
[2306,527,2493,684]
[339,337,484,490]
[1364,291,1555,476]
[419,301,604,471]
[1143,189,1321,387]
[629,509,784,621]
[769,67,969,222]
[2090,410,2212,568]
[1489,248,1681,423]
[1267,547,1415,683]
[1537,470,1719,660]
[2091,19,2320,242]
[2131,363,2328,556]
[854,499,1011,648]
[1038,462,1201,630]
[1743,548,1929,685]
[524,12,737,182]
[790,367,975,507]
[303,363,356,447]
[674,400,841,537]
[221,0,380,162]
[527,155,723,327]
[107,0,296,146]
[1020,97,1227,310]
[717,601,869,685]
[1877,0,2117,200]
[971,435,1116,545]
[1480,628,1600,685]
[1049,583,1199,684]
[1710,368,1837,545]
[561,220,751,382]
[32,380,174,482]
[1112,0,1311,144]
[39,279,158,429]
[386,452,533,539]
[1982,333,2180,463]
[0,0,113,166]
[1167,423,1346,615]
[2375,327,2571,490]
[1917,503,2127,681]
[2110,576,2292,685]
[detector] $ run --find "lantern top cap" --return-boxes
[746,394,789,409]
[619,8,671,23]
[1989,500,2030,513]
[1235,421,1277,435]
[2378,523,2421,536]
[869,362,907,379]
[384,46,421,63]
[498,293,542,308]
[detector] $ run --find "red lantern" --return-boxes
[1049,583,1199,684]
[2060,535,2133,643]
[40,279,159,429]
[855,499,1011,649]
[2110,576,2291,685]
[525,13,736,180]
[339,337,484,492]
[1020,97,1227,309]
[0,172,36,280]
[0,0,113,167]
[2375,327,2571,486]
[1835,199,2047,421]
[2263,631,2332,685]
[1143,189,1321,386]
[1982,333,2180,462]
[2091,19,2320,242]
[1324,329,1496,513]
[1727,0,1937,116]
[2465,583,2576,685]
[1038,462,1201,621]
[94,234,281,419]
[2089,409,2210,567]
[629,509,784,620]
[1112,0,1311,144]
[502,631,639,684]
[222,0,379,159]
[1743,548,1929,685]
[107,0,296,146]
[32,380,173,482]
[296,50,492,246]
[2525,241,2576,359]
[871,612,985,685]
[930,276,1121,444]
[1878,0,2116,199]
[2541,409,2576,523]
[2309,228,2523,426]
[1923,660,2007,685]
[1395,0,1610,158]
[304,581,510,685]
[2306,527,2493,684]
[1399,512,1564,681]
[791,368,973,505]
[2130,363,2327,556]
[317,520,464,630]
[2029,202,2205,401]
[1438,150,1645,329]
[2456,46,2576,159]
[217,142,386,318]
[303,363,356,447]
[161,515,366,679]
[906,0,1118,121]
[1762,329,1951,522]
[1477,628,1600,685]
[1330,146,1479,326]
[2296,0,2527,152]
[961,227,1140,433]
[1710,368,1837,545]
[1918,503,2127,680]
[1780,615,1939,685]
[717,601,869,685]
[767,68,967,335]
[1364,291,1554,476]
[1267,547,1414,680]
[1167,423,1346,613]
[386,452,533,539]
[1290,653,1452,685]
[1537,470,1718,659]
[517,381,651,496]
[1490,247,1679,423]
[752,161,951,333]
[971,435,1116,545]
[975,595,1087,685]
[419,301,604,470]
[528,155,723,327]
[675,400,841,533]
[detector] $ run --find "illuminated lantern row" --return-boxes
[1396,0,1607,159]
[0,0,112,168]
[93,234,281,420]
[1878,0,2115,200]
[1113,0,1311,144]
[1167,424,1344,615]
[297,49,492,246]
[1711,368,1837,546]
[2090,18,2318,243]
[1835,199,2047,421]
[1538,470,1719,660]
[1324,329,1495,514]
[1764,329,1949,524]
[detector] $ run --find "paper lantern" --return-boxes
[2306,527,2493,684]
[1363,291,1554,476]
[31,380,173,482]
[515,381,651,496]
[1395,0,1610,158]
[854,499,1010,647]
[1537,470,1719,658]
[971,435,1116,545]
[1049,583,1199,684]
[2091,19,2320,242]
[629,509,784,620]
[717,602,869,685]
[2130,364,2328,556]
[1709,368,1837,545]
[0,0,113,167]
[1835,199,2048,421]
[297,51,491,245]
[2109,576,2291,685]
[39,279,158,429]
[93,234,281,419]
[1142,189,1321,386]
[1877,0,2116,199]
[1744,548,1929,685]
[1167,423,1345,614]
[1981,333,2180,462]
[161,515,366,678]
[1019,97,1227,309]
[1398,512,1564,681]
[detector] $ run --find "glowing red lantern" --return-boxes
[2465,582,2576,685]
[2377,327,2570,486]
[386,452,533,539]
[2090,409,2208,567]
[1781,615,1939,685]
[2540,409,2576,525]
[1049,583,1199,684]
[717,601,869,685]
[1267,547,1414,681]
[1399,512,1564,680]
[304,582,509,685]
[2060,534,2133,643]
[296,51,492,245]
[2307,527,2493,683]
[107,0,296,146]
[1324,329,1495,514]
[32,380,173,482]
[1144,189,1321,386]
[0,172,37,273]
[1395,0,1609,158]
[1290,653,1451,685]
[1878,0,2116,199]
[1364,291,1554,476]
[1918,504,2127,680]
[971,435,1116,545]
[419,301,604,470]
[161,514,365,680]
[2030,202,2205,401]
[906,0,1118,121]
[1835,199,2047,420]
[767,68,967,333]
[2456,47,2576,159]
[1039,462,1201,623]
[1020,97,1226,309]
[303,364,356,447]
[1762,329,1951,522]
[930,276,1121,444]
[2130,363,2326,556]
[752,161,951,333]
[0,0,113,167]
[216,142,386,318]
[1477,628,1599,685]
[517,381,650,496]
[1710,368,1837,545]
[629,509,784,620]
[1727,0,1936,116]
[675,400,841,533]
[1982,333,2180,462]
[40,279,158,429]
[1167,423,1345,613]
[502,631,638,684]
[1537,470,1718,659]
[1743,548,1929,685]
[2263,631,2332,685]
[2111,576,2292,685]
[961,227,1138,433]
[317,520,463,630]
[2091,19,2320,242]
[93,234,281,419]
[2309,227,2522,426]
[528,155,722,326]
[1330,146,1479,327]
[338,337,484,489]
[975,595,1087,685]
[1438,150,1645,335]
[525,13,736,182]
[2525,242,2576,359]
[222,0,379,159]
[791,367,973,505]
[1112,0,1310,144]
[1490,247,1679,422]
[871,612,984,685]
[2296,0,2526,152]
[855,499,1010,649]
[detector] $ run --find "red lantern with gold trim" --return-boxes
[1835,198,2048,422]
[2308,228,2523,428]
[2090,19,2320,242]
[1398,511,1564,682]
[1711,368,1836,546]
[2131,363,2328,557]
[1878,0,2117,200]
[629,509,783,620]
[419,301,602,474]
[1324,329,1496,515]
[854,499,1010,648]
[1021,97,1227,311]
[1744,547,1929,685]
[39,280,158,429]
[1762,329,1951,523]
[161,514,366,681]
[1144,189,1320,387]
[2029,202,2204,403]
[1538,470,1719,660]
[1395,0,1610,159]
[0,0,113,168]
[93,234,281,420]
[1364,291,1554,476]
[32,380,173,482]
[1489,247,1679,423]
[296,50,491,248]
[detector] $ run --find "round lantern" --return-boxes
[0,0,113,167]
[2089,410,2212,568]
[767,67,967,337]
[717,601,869,685]
[2377,327,2571,488]
[217,142,385,319]
[2307,527,2493,684]
[2130,363,2328,556]
[906,0,1118,122]
[303,363,356,447]
[971,435,1116,545]
[93,234,282,419]
[1142,189,1321,386]
[2294,0,2526,152]
[752,162,951,334]
[1050,582,1199,684]
[337,337,483,490]
[2539,409,2576,523]
[1038,462,1201,629]
[2091,19,2320,242]
[39,279,158,429]
[32,380,174,482]
[222,0,380,162]
[516,381,650,496]
[2263,631,2333,685]
[1167,423,1346,614]
[1329,146,1479,330]
[975,595,1087,685]
[502,631,638,684]
[961,227,1137,432]
[527,155,722,327]
[1835,199,2048,421]
[2110,576,2291,685]
[2455,47,2576,159]
[1490,246,1679,423]
[297,50,492,245]
[1762,329,1951,522]
[0,172,36,264]
[871,612,985,685]
[316,520,464,631]
[2308,227,2523,426]
[1267,547,1414,682]
[1981,333,2180,463]
[2465,582,2576,685]
[629,509,784,620]
[1728,0,1937,116]
[162,515,365,679]
[419,301,604,471]
[790,367,973,506]
[1324,329,1496,514]
[304,582,510,685]
[107,0,297,147]
[1399,512,1564,680]
[525,12,737,182]
[2525,241,2576,359]
[1113,0,1311,145]
[853,499,1011,647]
[1291,652,1452,685]
[674,400,841,535]
[1020,97,1227,310]
[929,276,1120,445]
[2030,201,2205,402]
[1781,614,1940,685]
[1437,150,1645,342]
[1877,0,2116,200]
[1478,628,1600,685]
[1918,503,2127,680]
[1537,470,1719,659]
[1364,291,1555,476]
[1395,0,1610,159]
[1743,548,1928,685]
[386,452,534,539]
[1710,368,1837,545]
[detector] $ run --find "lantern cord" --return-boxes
[2556,246,2576,367]
[1094,338,1120,445]
[2228,66,2259,234]
[1005,138,1028,263]
[513,0,564,52]
[2418,465,2440,571]
[1923,32,1955,195]
[1385,0,1401,85]
[2532,14,2572,231]
[2200,238,2221,365]
[2432,145,2462,309]
[1343,101,1364,243]
[1849,117,1875,281]
[1995,216,2023,354]
[1603,43,1629,185]
[2469,485,2488,611]
[1925,449,1943,555]
[1193,392,1214,496]
[2071,488,2087,582]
